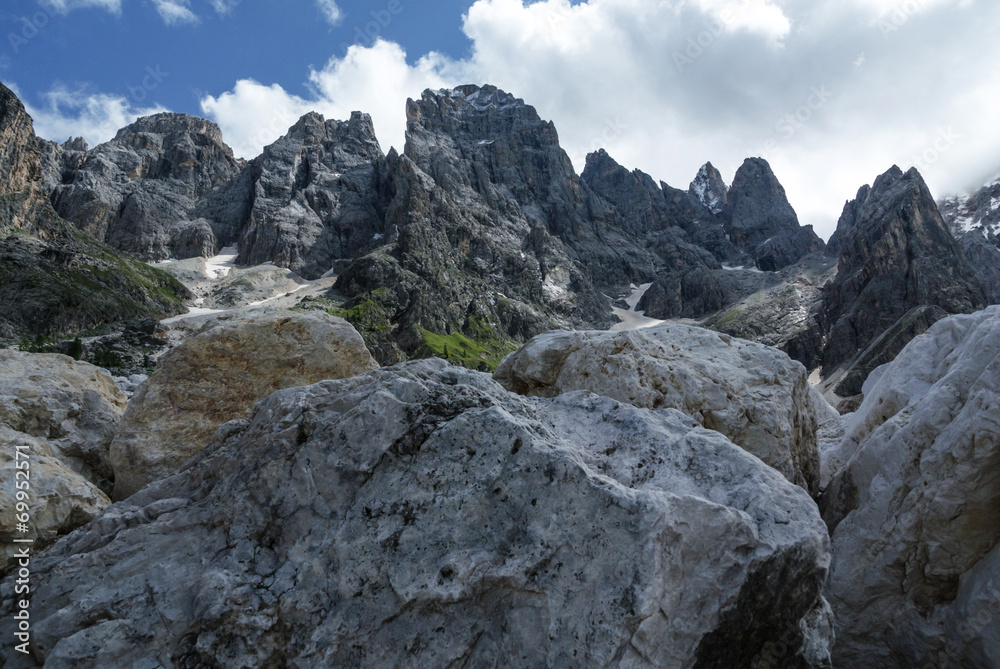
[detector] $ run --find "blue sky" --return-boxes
[1,0,474,116]
[2,0,999,240]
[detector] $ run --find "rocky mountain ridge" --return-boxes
[9,80,999,398]
[0,81,189,341]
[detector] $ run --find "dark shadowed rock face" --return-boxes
[334,85,630,364]
[726,158,824,271]
[237,111,388,279]
[939,176,1000,303]
[44,112,248,261]
[821,166,988,378]
[0,81,189,337]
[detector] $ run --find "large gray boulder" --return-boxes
[0,350,126,492]
[0,351,126,574]
[822,307,1000,667]
[494,324,823,496]
[109,307,378,499]
[0,360,832,668]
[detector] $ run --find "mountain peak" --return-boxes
[689,161,728,214]
[113,112,226,145]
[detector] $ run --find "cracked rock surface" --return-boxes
[494,324,823,497]
[823,307,1000,667]
[1,359,831,668]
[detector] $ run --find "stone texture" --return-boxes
[0,359,832,668]
[822,307,1000,667]
[705,254,838,371]
[0,427,109,577]
[45,112,249,262]
[725,158,824,271]
[0,350,127,492]
[109,307,378,499]
[821,166,988,378]
[236,111,388,279]
[0,351,126,575]
[494,324,823,496]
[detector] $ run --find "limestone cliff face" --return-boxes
[0,81,189,338]
[821,166,988,387]
[725,157,825,272]
[45,112,248,261]
[0,83,52,235]
[237,111,389,279]
[939,175,1000,303]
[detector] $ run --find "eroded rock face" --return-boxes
[0,83,190,337]
[109,308,378,499]
[690,161,729,214]
[237,111,388,279]
[0,351,126,574]
[334,85,624,363]
[822,307,1000,667]
[45,112,249,261]
[0,360,832,668]
[821,166,987,378]
[725,158,824,272]
[494,324,823,496]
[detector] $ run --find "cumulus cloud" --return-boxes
[315,0,343,26]
[151,0,199,26]
[200,40,448,158]
[190,0,1000,237]
[17,84,167,147]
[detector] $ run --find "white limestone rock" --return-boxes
[823,306,1000,667]
[0,350,126,492]
[109,307,378,499]
[0,351,124,575]
[494,324,823,496]
[1,360,832,668]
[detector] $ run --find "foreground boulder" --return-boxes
[823,307,1000,667]
[2,360,832,668]
[494,324,823,496]
[0,351,126,573]
[109,307,378,499]
[0,351,126,492]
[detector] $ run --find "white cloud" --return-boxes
[190,0,1000,238]
[17,84,167,147]
[151,0,199,25]
[200,40,448,158]
[38,0,122,14]
[315,0,343,25]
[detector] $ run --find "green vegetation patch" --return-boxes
[418,326,518,372]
